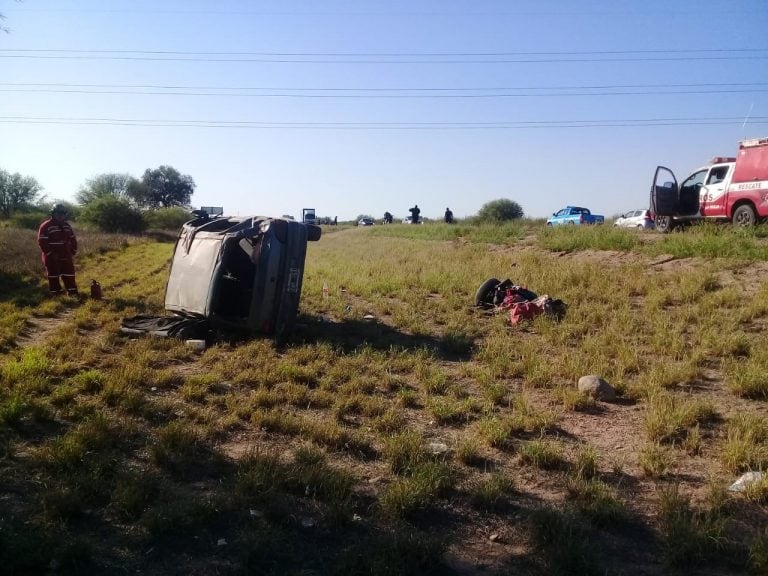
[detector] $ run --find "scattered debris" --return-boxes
[217,538,227,546]
[475,278,566,325]
[301,517,316,528]
[427,442,449,455]
[186,339,206,351]
[489,533,500,542]
[577,375,616,401]
[728,471,765,493]
[649,254,676,266]
[363,314,376,320]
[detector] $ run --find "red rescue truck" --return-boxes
[650,137,768,232]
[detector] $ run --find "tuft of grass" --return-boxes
[384,430,427,475]
[574,445,599,480]
[150,420,205,476]
[658,484,727,567]
[720,413,768,473]
[456,436,485,467]
[519,439,567,470]
[750,528,768,575]
[530,506,601,576]
[469,473,514,510]
[644,392,717,444]
[331,525,447,576]
[743,473,768,504]
[378,461,458,518]
[639,443,672,477]
[566,478,625,526]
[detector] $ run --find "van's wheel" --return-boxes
[732,204,756,227]
[655,215,673,234]
[475,278,500,307]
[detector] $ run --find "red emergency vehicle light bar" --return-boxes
[709,157,736,164]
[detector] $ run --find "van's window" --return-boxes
[707,166,729,185]
[680,170,707,196]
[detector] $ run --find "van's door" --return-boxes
[651,166,679,216]
[700,164,731,217]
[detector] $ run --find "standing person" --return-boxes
[37,203,78,296]
[444,207,454,223]
[409,204,421,224]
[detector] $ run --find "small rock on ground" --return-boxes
[578,375,616,401]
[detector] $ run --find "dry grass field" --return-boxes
[1,221,768,575]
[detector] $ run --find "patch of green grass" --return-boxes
[574,445,599,480]
[379,461,458,518]
[644,391,717,444]
[384,430,427,475]
[519,439,567,470]
[566,478,625,526]
[658,484,727,567]
[469,473,514,510]
[539,224,639,253]
[530,506,601,576]
[639,442,672,477]
[720,413,768,472]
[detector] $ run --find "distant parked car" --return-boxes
[614,209,655,229]
[546,206,605,226]
[358,217,374,226]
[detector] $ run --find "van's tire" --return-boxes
[307,224,322,242]
[475,278,500,307]
[655,216,674,234]
[732,204,756,227]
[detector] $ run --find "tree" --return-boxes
[0,169,42,218]
[79,196,146,234]
[476,199,524,222]
[137,166,195,209]
[76,173,143,206]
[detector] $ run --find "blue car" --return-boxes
[547,206,605,226]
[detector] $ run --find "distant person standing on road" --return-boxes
[409,204,421,224]
[444,207,454,223]
[37,203,78,296]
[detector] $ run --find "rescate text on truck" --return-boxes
[650,137,768,233]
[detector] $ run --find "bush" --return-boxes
[79,196,146,234]
[476,199,524,222]
[143,207,191,231]
[10,210,49,230]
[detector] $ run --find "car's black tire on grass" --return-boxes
[475,278,500,307]
[655,215,673,234]
[307,224,322,242]
[732,204,756,227]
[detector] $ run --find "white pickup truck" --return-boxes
[651,137,768,232]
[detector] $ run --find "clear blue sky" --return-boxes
[1,0,766,220]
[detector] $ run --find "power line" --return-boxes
[1,115,765,130]
[1,48,766,64]
[3,81,766,91]
[5,8,765,16]
[1,87,765,99]
[2,48,766,56]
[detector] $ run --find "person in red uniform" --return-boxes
[37,203,78,296]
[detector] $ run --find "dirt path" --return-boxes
[15,311,74,349]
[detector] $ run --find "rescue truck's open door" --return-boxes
[650,166,678,217]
